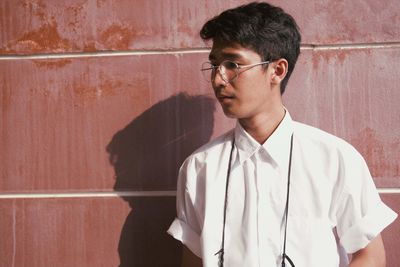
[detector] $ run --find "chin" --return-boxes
[222,108,241,119]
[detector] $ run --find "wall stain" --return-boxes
[65,4,84,34]
[100,24,135,50]
[14,20,72,52]
[31,59,72,69]
[99,79,123,97]
[351,127,400,178]
[73,79,124,102]
[20,0,47,22]
[0,1,73,54]
[83,41,97,52]
[96,0,107,8]
[73,83,96,98]
[311,49,352,69]
[1,84,12,114]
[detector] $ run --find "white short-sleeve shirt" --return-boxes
[168,111,397,267]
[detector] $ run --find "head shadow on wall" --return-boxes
[106,92,215,266]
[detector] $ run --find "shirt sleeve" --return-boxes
[167,157,202,257]
[334,145,397,254]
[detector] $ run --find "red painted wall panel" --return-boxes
[0,197,179,267]
[1,53,215,192]
[0,195,398,267]
[1,0,399,54]
[1,48,398,191]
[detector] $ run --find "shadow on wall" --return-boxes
[107,93,215,266]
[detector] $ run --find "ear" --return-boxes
[270,58,288,85]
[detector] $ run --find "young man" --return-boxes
[168,2,397,267]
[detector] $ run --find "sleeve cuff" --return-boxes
[167,218,202,258]
[340,202,398,253]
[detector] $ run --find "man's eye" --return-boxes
[224,61,238,69]
[209,63,218,68]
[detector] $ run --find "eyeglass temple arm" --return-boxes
[237,61,270,69]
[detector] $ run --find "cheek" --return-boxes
[238,80,268,101]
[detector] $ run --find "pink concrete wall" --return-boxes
[1,0,399,266]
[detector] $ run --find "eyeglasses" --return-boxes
[201,60,270,83]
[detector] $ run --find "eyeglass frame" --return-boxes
[201,60,270,83]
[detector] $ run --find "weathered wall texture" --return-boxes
[1,0,399,266]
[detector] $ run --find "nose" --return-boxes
[212,75,228,97]
[212,67,228,87]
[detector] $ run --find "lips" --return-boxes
[216,94,234,101]
[214,86,235,103]
[217,95,234,103]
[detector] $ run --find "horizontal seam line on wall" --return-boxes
[301,42,400,50]
[377,188,400,194]
[0,188,399,199]
[1,42,400,60]
[0,191,177,199]
[0,48,210,60]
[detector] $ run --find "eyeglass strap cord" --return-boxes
[215,135,235,267]
[217,132,295,267]
[281,133,295,267]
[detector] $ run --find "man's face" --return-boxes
[208,41,281,121]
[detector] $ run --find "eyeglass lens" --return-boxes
[201,61,238,82]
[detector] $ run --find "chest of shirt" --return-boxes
[200,149,338,221]
[197,151,340,266]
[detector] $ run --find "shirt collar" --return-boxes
[234,110,294,167]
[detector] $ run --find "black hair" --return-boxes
[200,2,301,94]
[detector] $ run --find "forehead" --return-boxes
[208,41,261,62]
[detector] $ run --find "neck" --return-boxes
[238,105,286,144]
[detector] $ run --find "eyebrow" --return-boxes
[208,52,243,62]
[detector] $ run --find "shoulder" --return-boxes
[292,121,368,173]
[177,129,233,193]
[293,121,361,156]
[180,128,234,170]
[194,128,234,154]
[292,121,372,193]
